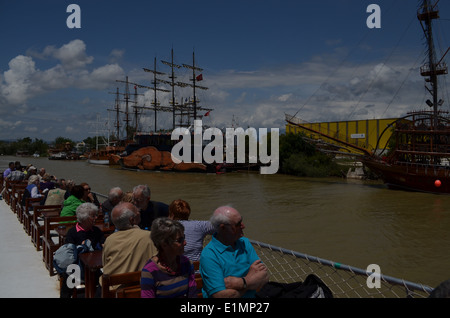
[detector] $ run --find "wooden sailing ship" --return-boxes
[108,50,215,172]
[287,0,450,194]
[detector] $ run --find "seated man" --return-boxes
[200,206,269,298]
[101,187,124,214]
[132,184,168,230]
[43,181,66,206]
[102,202,157,282]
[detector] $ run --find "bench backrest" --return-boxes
[102,271,142,298]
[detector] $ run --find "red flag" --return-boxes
[196,74,203,81]
[204,111,210,116]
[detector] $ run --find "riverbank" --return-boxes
[0,199,59,298]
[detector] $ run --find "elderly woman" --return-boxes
[27,175,43,198]
[21,174,43,208]
[140,217,197,298]
[64,202,105,249]
[169,199,215,262]
[60,203,105,298]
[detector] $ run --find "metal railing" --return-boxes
[251,240,433,298]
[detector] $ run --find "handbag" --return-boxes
[255,274,333,298]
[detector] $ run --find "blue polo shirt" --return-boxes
[199,233,260,298]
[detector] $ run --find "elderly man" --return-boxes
[101,187,123,214]
[102,202,157,280]
[132,184,168,230]
[25,165,37,180]
[38,167,46,181]
[199,206,269,298]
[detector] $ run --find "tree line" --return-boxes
[0,136,100,157]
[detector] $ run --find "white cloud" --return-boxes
[79,64,124,90]
[109,49,125,63]
[0,55,37,104]
[0,40,125,107]
[49,39,94,70]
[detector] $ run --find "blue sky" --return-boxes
[1,0,449,142]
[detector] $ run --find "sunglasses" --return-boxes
[172,235,186,244]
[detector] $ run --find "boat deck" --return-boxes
[0,199,59,297]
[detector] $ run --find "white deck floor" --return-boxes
[0,199,59,298]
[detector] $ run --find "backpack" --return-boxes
[53,239,94,275]
[255,274,333,298]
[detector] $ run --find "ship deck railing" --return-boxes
[250,239,433,298]
[394,160,450,169]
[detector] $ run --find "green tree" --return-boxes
[279,132,341,177]
[53,137,74,150]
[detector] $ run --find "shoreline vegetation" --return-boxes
[0,133,365,179]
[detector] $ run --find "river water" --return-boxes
[2,155,450,288]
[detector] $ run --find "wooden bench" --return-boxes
[11,183,26,215]
[42,215,77,276]
[14,187,26,220]
[22,197,44,235]
[101,271,142,298]
[4,180,22,206]
[30,205,62,251]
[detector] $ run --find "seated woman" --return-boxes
[39,173,55,194]
[64,202,105,249]
[21,175,43,209]
[80,182,100,207]
[60,185,85,217]
[60,202,105,298]
[168,199,215,262]
[140,217,197,298]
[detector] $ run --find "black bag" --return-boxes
[256,274,333,298]
[21,188,31,207]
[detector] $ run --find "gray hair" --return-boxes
[112,203,136,230]
[108,187,123,201]
[76,202,98,223]
[28,175,40,185]
[151,217,184,250]
[210,205,235,229]
[66,179,75,189]
[133,184,151,198]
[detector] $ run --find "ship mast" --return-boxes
[107,87,126,143]
[143,57,171,131]
[183,51,208,121]
[418,0,448,129]
[114,76,132,140]
[161,49,184,129]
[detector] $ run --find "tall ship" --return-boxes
[287,0,450,194]
[108,50,216,172]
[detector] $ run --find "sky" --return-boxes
[0,0,449,142]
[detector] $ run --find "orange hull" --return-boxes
[114,146,207,172]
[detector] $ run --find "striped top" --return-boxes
[140,255,197,298]
[179,220,215,261]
